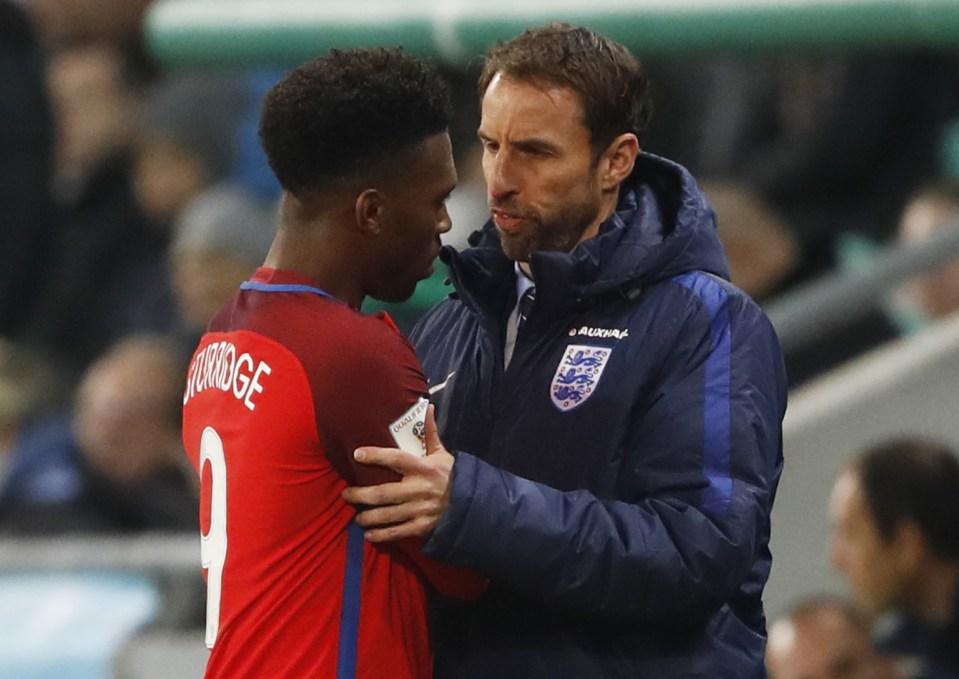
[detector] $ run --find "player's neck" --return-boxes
[264,225,365,309]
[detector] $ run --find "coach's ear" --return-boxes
[355,188,385,236]
[599,132,639,191]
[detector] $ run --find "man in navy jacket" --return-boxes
[345,23,787,678]
[831,438,959,679]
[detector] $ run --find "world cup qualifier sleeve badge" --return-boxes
[550,345,612,412]
[389,397,430,456]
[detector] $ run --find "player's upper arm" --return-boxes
[304,316,430,487]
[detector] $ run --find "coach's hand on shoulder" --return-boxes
[343,405,454,542]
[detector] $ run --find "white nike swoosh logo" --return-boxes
[428,371,456,395]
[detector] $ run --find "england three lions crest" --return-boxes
[550,345,611,412]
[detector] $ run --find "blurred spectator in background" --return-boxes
[700,179,799,301]
[646,50,959,387]
[22,0,153,49]
[169,183,276,353]
[890,182,959,333]
[0,335,197,535]
[830,437,959,679]
[0,0,56,338]
[0,339,67,480]
[766,595,902,679]
[134,73,250,226]
[647,51,959,288]
[21,64,254,384]
[1,0,159,344]
[50,43,140,200]
[645,51,959,386]
[22,42,177,380]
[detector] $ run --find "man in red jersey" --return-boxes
[181,48,484,679]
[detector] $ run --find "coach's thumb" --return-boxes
[424,404,444,456]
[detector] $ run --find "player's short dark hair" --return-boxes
[259,47,452,193]
[852,436,959,559]
[478,23,651,153]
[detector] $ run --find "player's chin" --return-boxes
[412,255,437,283]
[374,279,420,304]
[422,259,436,279]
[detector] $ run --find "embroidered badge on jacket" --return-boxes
[550,345,611,411]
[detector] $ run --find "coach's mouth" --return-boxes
[491,209,526,234]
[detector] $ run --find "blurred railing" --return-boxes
[0,533,203,628]
[0,534,197,574]
[145,0,959,68]
[0,534,204,678]
[766,220,959,354]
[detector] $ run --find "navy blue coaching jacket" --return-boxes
[411,153,787,678]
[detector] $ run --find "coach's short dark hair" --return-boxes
[259,47,452,193]
[478,23,651,153]
[852,437,959,559]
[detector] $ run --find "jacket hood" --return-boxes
[444,153,729,311]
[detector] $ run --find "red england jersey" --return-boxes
[182,268,482,679]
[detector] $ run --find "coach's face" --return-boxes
[478,73,633,263]
[368,132,455,303]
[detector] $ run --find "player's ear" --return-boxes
[355,188,385,236]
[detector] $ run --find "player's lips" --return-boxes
[491,208,526,234]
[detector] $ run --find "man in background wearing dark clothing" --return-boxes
[0,0,55,337]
